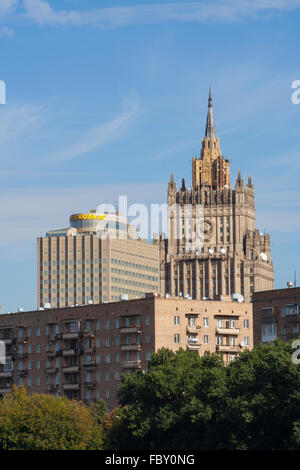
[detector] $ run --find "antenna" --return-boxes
[294,270,297,288]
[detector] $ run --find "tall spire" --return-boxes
[205,87,216,140]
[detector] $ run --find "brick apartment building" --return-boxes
[0,295,252,409]
[253,286,300,345]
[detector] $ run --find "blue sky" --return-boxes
[0,0,300,312]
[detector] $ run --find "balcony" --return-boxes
[286,314,300,322]
[83,361,97,370]
[63,366,79,373]
[84,381,96,389]
[0,371,13,378]
[120,326,141,334]
[63,383,80,390]
[121,360,142,369]
[45,367,56,374]
[2,338,12,345]
[187,342,201,350]
[287,332,300,341]
[216,327,240,335]
[216,344,239,352]
[0,387,11,394]
[121,344,142,351]
[63,348,78,356]
[62,332,80,340]
[186,326,200,334]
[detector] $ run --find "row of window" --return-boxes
[173,334,250,345]
[173,316,249,328]
[11,316,151,338]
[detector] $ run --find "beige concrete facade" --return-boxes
[157,92,274,303]
[37,211,159,309]
[0,295,252,409]
[253,287,300,345]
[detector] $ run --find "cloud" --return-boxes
[22,0,300,29]
[0,103,48,145]
[0,25,14,36]
[0,181,165,252]
[48,92,140,162]
[0,0,18,16]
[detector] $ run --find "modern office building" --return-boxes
[252,286,300,345]
[0,295,252,409]
[37,211,159,309]
[157,90,274,303]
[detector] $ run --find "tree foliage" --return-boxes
[0,387,103,450]
[105,342,300,450]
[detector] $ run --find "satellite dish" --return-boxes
[260,252,267,261]
[196,250,200,256]
[240,341,245,347]
[232,293,244,303]
[221,247,227,255]
[208,248,214,255]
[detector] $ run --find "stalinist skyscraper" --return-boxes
[157,90,274,302]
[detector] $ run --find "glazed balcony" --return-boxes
[120,344,142,351]
[63,383,80,391]
[120,326,141,334]
[216,327,240,335]
[63,366,79,373]
[121,360,142,369]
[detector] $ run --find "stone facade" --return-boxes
[253,287,300,345]
[157,91,274,302]
[0,295,252,409]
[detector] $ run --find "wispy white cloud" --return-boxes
[22,0,300,29]
[0,181,165,251]
[0,103,48,145]
[0,25,14,36]
[48,92,141,162]
[0,0,18,16]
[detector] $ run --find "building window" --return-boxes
[244,336,250,346]
[115,371,120,381]
[146,351,151,361]
[96,338,101,348]
[174,333,180,344]
[105,320,110,330]
[105,371,110,381]
[145,315,150,326]
[244,319,249,329]
[96,320,101,330]
[105,389,110,399]
[18,328,23,338]
[146,334,151,344]
[204,335,209,344]
[36,377,41,386]
[203,317,209,327]
[105,354,111,364]
[36,328,41,337]
[37,360,41,369]
[115,353,120,363]
[281,326,287,336]
[174,316,180,326]
[105,337,110,347]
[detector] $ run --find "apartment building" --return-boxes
[0,295,252,409]
[37,211,159,308]
[253,286,300,345]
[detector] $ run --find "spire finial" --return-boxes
[205,88,216,140]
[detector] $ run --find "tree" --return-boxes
[0,387,103,450]
[105,347,227,450]
[105,342,300,450]
[221,339,300,450]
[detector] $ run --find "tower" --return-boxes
[157,90,274,302]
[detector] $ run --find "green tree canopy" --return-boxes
[0,387,103,450]
[105,341,300,450]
